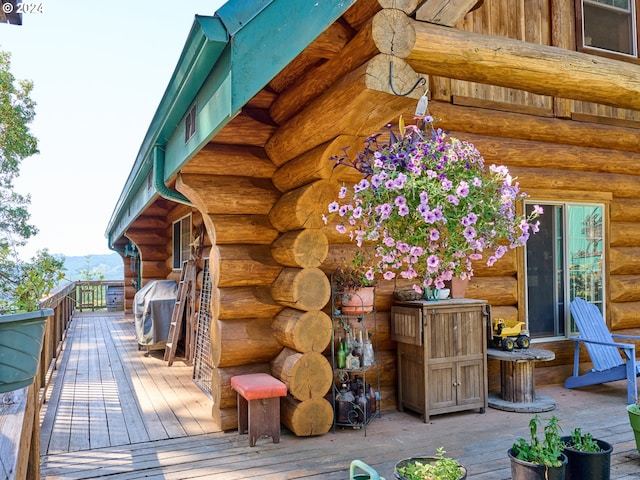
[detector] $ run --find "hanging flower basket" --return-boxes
[324,115,542,293]
[0,308,53,393]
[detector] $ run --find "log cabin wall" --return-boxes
[109,0,640,431]
[263,0,640,400]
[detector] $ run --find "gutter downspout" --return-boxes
[153,146,192,206]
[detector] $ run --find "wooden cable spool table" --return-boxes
[487,347,556,413]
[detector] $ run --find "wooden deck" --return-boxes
[39,311,640,479]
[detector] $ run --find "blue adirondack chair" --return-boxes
[565,297,640,404]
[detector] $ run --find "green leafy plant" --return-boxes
[629,397,640,415]
[333,249,376,290]
[0,50,65,313]
[511,415,565,467]
[397,447,464,480]
[565,428,602,453]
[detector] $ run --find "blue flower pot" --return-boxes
[0,309,54,393]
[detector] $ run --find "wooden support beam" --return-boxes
[342,0,381,30]
[217,245,283,287]
[418,101,640,153]
[181,144,276,178]
[270,229,329,269]
[270,267,331,312]
[207,214,280,245]
[265,54,421,167]
[611,199,640,222]
[415,0,483,26]
[176,174,280,215]
[372,10,640,110]
[269,180,340,232]
[611,300,640,330]
[509,166,637,199]
[379,0,422,14]
[269,22,352,94]
[272,136,365,193]
[270,17,378,125]
[210,316,282,368]
[448,131,640,176]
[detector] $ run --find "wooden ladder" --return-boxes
[164,260,196,366]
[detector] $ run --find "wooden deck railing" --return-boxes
[0,280,124,480]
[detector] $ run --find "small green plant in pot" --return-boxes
[561,427,612,480]
[628,397,640,454]
[508,415,567,480]
[333,250,376,316]
[395,447,466,480]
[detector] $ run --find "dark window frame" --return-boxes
[575,0,640,63]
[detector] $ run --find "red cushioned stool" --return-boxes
[230,373,287,447]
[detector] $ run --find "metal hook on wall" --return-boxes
[389,60,427,97]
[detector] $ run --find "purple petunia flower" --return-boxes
[456,181,469,197]
[463,226,477,242]
[427,255,440,273]
[395,196,407,206]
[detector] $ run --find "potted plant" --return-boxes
[323,115,542,296]
[0,308,54,393]
[561,427,612,480]
[508,415,567,480]
[628,398,640,454]
[333,250,376,315]
[395,447,467,480]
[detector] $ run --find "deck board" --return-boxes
[40,311,640,479]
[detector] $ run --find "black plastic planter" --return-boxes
[508,448,567,480]
[561,436,612,480]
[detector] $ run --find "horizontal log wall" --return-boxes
[120,0,640,428]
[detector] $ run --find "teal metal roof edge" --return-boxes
[106,0,358,251]
[105,15,229,247]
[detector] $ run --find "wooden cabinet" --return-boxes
[391,299,489,421]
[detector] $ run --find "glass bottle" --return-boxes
[366,381,377,414]
[363,335,374,366]
[337,338,346,368]
[356,385,369,423]
[336,383,354,424]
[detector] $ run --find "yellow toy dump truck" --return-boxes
[491,318,531,351]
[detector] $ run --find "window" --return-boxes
[172,215,192,270]
[524,203,605,340]
[578,0,639,57]
[185,103,196,143]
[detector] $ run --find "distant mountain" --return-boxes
[61,253,124,282]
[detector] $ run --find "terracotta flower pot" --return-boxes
[450,277,469,299]
[341,287,375,316]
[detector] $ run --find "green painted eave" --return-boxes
[106,0,357,250]
[106,15,229,248]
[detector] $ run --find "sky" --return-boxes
[1,0,225,259]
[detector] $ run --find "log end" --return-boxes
[280,396,333,436]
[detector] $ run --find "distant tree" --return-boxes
[0,49,65,313]
[77,255,105,282]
